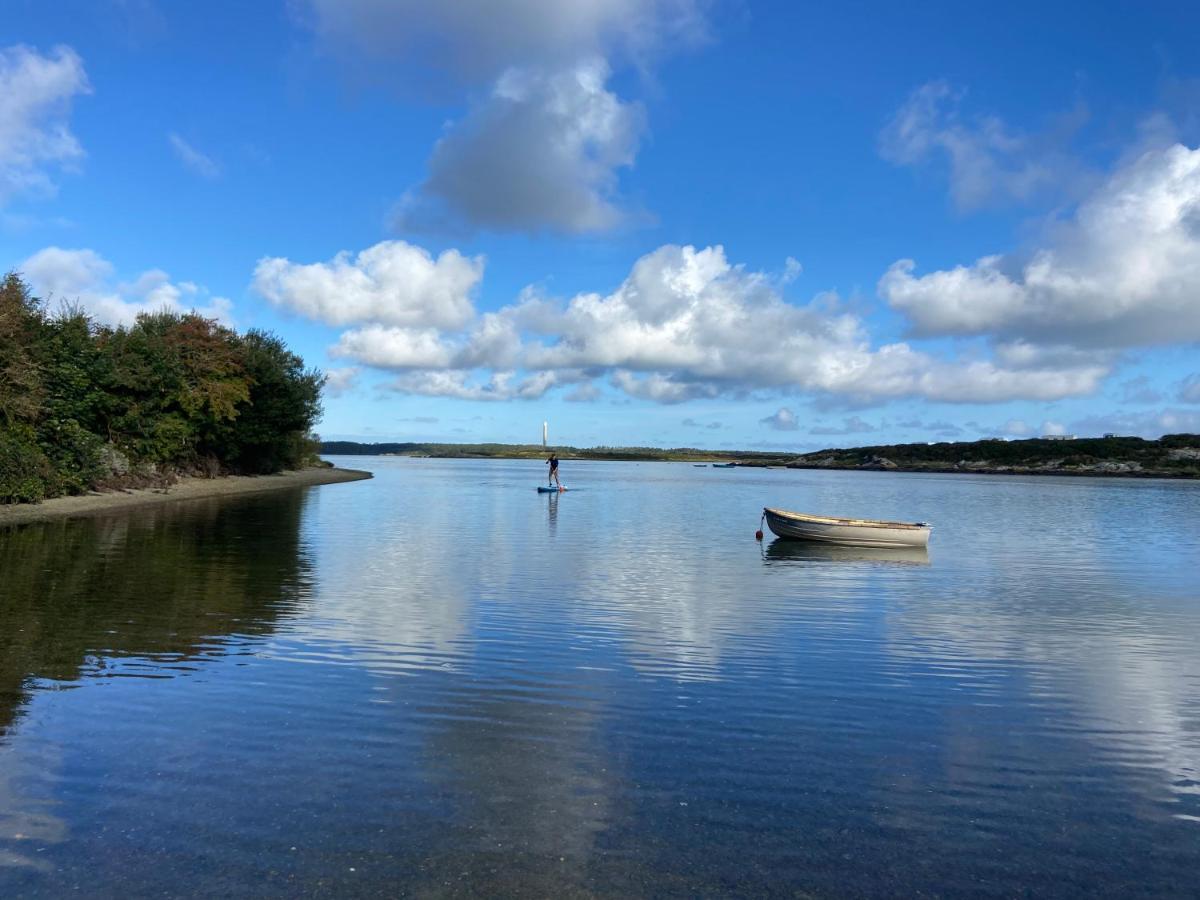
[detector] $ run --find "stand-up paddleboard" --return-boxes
[537,486,567,493]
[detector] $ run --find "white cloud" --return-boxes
[298,0,707,85]
[760,408,798,431]
[330,326,455,369]
[252,239,483,329]
[322,242,1110,406]
[0,44,90,204]
[397,60,643,234]
[20,246,233,328]
[298,2,707,236]
[167,132,220,179]
[386,369,572,402]
[608,370,718,403]
[1041,420,1067,436]
[880,81,1082,211]
[323,366,360,397]
[519,244,1107,403]
[882,144,1200,350]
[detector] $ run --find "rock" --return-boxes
[859,455,898,470]
[99,444,130,477]
[1167,447,1200,461]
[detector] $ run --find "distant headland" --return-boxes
[321,434,1200,479]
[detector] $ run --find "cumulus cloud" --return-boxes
[880,80,1083,210]
[0,44,90,204]
[882,144,1200,350]
[319,241,1110,407]
[323,366,360,397]
[397,60,643,234]
[20,246,233,327]
[518,244,1107,403]
[330,325,456,369]
[253,239,483,329]
[297,2,707,235]
[167,132,220,179]
[809,416,877,436]
[386,369,579,402]
[298,0,706,86]
[760,408,799,431]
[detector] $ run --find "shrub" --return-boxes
[0,424,53,504]
[40,419,106,496]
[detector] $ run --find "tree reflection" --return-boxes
[0,491,314,737]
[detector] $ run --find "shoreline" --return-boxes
[327,453,1199,480]
[768,462,1199,480]
[0,466,373,528]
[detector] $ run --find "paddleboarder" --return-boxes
[546,452,562,490]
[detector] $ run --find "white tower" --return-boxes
[542,421,548,447]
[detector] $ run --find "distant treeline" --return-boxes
[319,441,793,463]
[321,434,1200,478]
[1,273,324,504]
[793,434,1200,477]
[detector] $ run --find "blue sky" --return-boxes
[3,0,1200,450]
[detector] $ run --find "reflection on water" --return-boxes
[0,491,315,876]
[763,537,930,566]
[0,491,313,733]
[1,459,1199,896]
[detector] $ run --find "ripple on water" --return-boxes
[2,460,1199,896]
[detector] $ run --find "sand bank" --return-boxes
[0,467,372,528]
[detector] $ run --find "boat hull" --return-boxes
[763,507,931,549]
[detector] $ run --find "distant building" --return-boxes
[1103,432,1119,438]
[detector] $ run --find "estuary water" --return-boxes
[2,457,1199,897]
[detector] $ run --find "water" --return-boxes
[2,458,1199,897]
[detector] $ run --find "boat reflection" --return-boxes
[763,538,930,566]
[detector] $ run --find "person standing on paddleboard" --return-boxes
[547,453,562,490]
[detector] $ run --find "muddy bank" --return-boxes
[0,467,372,528]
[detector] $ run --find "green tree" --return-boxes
[0,271,45,428]
[221,330,324,474]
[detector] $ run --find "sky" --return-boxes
[3,0,1200,451]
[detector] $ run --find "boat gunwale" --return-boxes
[763,506,930,531]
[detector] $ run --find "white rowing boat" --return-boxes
[762,506,931,549]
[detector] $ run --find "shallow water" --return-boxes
[2,457,1199,896]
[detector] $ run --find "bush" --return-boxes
[0,275,328,503]
[40,419,106,497]
[0,425,53,504]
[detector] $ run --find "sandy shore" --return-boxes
[0,466,373,528]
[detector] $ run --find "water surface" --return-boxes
[2,458,1199,896]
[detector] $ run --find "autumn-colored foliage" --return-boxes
[0,272,324,504]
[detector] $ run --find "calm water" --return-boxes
[2,458,1199,897]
